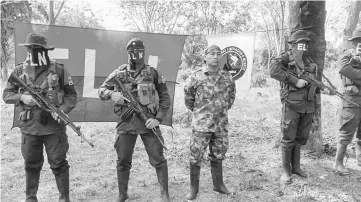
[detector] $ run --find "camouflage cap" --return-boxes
[18,33,55,50]
[126,38,145,51]
[348,28,361,41]
[288,30,311,44]
[204,44,221,55]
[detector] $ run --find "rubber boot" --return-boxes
[152,162,170,202]
[334,143,351,176]
[116,167,130,202]
[210,161,234,195]
[355,142,361,166]
[185,163,200,200]
[280,146,293,184]
[25,172,40,202]
[54,170,70,202]
[291,144,308,177]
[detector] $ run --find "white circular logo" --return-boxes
[221,46,247,80]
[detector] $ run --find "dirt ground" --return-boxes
[1,85,361,202]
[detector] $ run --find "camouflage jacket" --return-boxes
[2,59,77,135]
[184,65,236,132]
[339,49,361,107]
[98,64,170,134]
[270,52,317,113]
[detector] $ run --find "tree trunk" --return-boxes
[48,0,55,25]
[290,1,326,153]
[341,1,361,51]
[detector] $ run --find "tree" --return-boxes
[252,0,288,69]
[113,0,188,34]
[1,0,32,80]
[289,1,327,152]
[341,1,361,50]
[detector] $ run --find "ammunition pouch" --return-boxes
[19,109,33,122]
[120,107,135,121]
[39,111,50,125]
[307,85,317,101]
[137,83,159,114]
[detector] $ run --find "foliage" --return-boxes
[112,0,188,34]
[1,1,31,80]
[0,0,104,80]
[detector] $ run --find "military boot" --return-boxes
[54,170,70,202]
[334,143,351,176]
[116,167,129,202]
[210,161,234,195]
[185,163,200,200]
[355,142,361,166]
[25,172,40,202]
[153,162,170,202]
[280,145,293,184]
[291,144,308,178]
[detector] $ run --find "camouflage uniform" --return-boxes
[184,65,236,166]
[3,57,77,202]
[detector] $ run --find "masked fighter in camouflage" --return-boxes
[334,28,361,175]
[3,33,77,202]
[270,30,320,184]
[98,38,171,202]
[184,45,236,200]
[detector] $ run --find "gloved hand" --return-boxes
[296,79,308,88]
[51,111,67,123]
[145,118,160,129]
[345,85,359,95]
[20,94,39,106]
[111,91,130,104]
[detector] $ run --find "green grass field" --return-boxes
[1,81,361,202]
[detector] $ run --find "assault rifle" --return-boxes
[112,76,168,150]
[282,63,360,107]
[10,73,95,147]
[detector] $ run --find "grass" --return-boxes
[1,79,361,202]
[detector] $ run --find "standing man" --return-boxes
[270,30,318,184]
[98,38,171,202]
[3,33,77,202]
[334,28,361,175]
[184,45,236,200]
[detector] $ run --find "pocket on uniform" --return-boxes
[288,93,303,101]
[281,119,292,129]
[339,109,355,130]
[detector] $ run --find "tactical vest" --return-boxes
[114,64,159,116]
[19,61,64,107]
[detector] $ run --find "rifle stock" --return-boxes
[112,76,167,150]
[10,73,94,147]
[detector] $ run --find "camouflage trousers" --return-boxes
[339,107,361,146]
[190,130,229,166]
[280,104,313,149]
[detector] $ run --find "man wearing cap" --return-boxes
[270,30,319,184]
[183,44,236,200]
[98,38,171,202]
[3,33,77,202]
[334,28,361,175]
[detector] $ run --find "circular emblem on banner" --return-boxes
[221,46,247,80]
